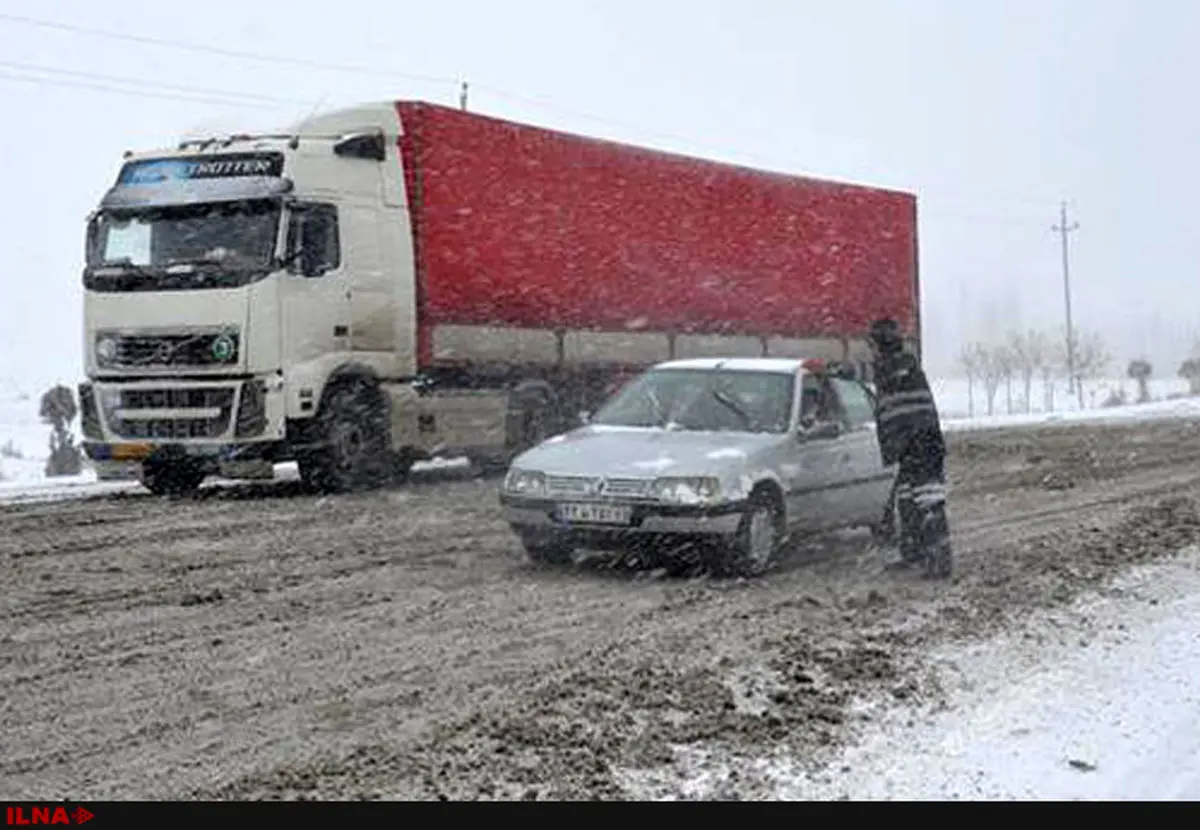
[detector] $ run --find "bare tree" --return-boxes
[1074,330,1113,405]
[39,384,83,477]
[1008,328,1050,413]
[1054,328,1112,408]
[1127,359,1153,404]
[958,343,983,417]
[1180,357,1200,396]
[974,342,1004,416]
[994,343,1017,414]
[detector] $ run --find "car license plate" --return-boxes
[557,502,632,525]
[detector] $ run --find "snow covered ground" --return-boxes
[0,374,1197,501]
[770,545,1200,800]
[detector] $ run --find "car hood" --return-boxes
[513,424,783,478]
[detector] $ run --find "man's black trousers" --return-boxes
[893,442,950,560]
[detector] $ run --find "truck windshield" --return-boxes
[85,199,280,289]
[590,368,795,434]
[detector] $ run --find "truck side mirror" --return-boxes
[85,217,99,261]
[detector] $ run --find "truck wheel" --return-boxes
[299,382,391,493]
[507,384,557,454]
[141,460,206,497]
[711,489,784,578]
[517,528,575,566]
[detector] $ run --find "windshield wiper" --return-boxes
[641,386,669,426]
[710,387,753,428]
[89,260,160,285]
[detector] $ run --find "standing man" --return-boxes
[867,318,953,580]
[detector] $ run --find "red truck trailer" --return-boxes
[398,101,919,376]
[81,99,919,494]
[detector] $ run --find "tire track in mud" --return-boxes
[194,420,1200,799]
[3,416,1200,800]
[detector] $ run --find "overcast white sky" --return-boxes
[1,0,1197,391]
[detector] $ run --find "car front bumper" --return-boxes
[499,492,748,545]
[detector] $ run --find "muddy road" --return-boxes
[4,417,1200,800]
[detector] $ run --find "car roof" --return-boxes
[652,357,809,374]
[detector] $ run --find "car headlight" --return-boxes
[503,467,546,497]
[95,336,118,365]
[651,476,722,505]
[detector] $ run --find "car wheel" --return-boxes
[713,489,784,578]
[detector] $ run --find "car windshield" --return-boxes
[590,368,795,433]
[87,198,281,271]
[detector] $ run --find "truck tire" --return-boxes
[507,383,557,454]
[141,459,206,497]
[517,528,575,566]
[298,381,391,494]
[710,488,785,578]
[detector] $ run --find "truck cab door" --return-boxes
[279,202,352,373]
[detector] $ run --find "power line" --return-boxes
[0,59,313,106]
[0,6,796,175]
[0,66,1064,231]
[0,12,1071,208]
[0,11,458,86]
[0,70,297,109]
[0,12,1071,215]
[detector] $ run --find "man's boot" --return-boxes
[883,489,924,570]
[919,507,953,580]
[883,536,922,570]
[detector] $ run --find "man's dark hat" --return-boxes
[868,318,904,350]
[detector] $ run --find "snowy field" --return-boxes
[1,374,1197,501]
[769,545,1200,800]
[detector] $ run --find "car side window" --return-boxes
[830,377,876,428]
[799,374,822,421]
[799,374,841,425]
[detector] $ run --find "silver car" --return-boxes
[499,357,898,576]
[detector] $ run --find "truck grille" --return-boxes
[109,332,239,369]
[545,475,653,499]
[110,386,235,440]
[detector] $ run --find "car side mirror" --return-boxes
[799,420,843,441]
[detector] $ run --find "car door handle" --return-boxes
[839,452,852,464]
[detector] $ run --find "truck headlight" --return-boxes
[94,386,123,424]
[503,468,546,497]
[651,476,722,505]
[95,336,118,365]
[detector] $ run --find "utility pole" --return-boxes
[459,81,469,111]
[1052,200,1080,404]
